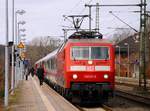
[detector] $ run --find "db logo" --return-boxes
[86,66,94,71]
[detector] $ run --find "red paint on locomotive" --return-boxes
[35,35,115,103]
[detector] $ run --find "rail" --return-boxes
[115,77,150,88]
[115,90,150,105]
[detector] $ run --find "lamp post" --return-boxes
[14,10,25,87]
[4,0,9,107]
[116,45,121,77]
[124,43,130,77]
[11,0,15,95]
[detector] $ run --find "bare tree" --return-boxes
[111,29,134,43]
[26,36,63,65]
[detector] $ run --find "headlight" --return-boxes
[88,60,93,64]
[104,74,109,79]
[73,74,78,79]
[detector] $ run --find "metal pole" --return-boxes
[119,46,121,77]
[4,0,9,107]
[15,12,18,88]
[89,6,92,31]
[15,12,18,45]
[139,0,147,89]
[143,0,147,89]
[85,4,140,7]
[17,23,20,45]
[116,45,121,77]
[124,43,130,77]
[17,23,20,81]
[17,24,22,81]
[128,44,130,77]
[145,13,150,73]
[63,29,67,41]
[11,0,15,95]
[95,3,100,32]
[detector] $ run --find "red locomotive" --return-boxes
[35,31,115,103]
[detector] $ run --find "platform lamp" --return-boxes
[15,10,26,45]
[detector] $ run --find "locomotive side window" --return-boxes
[71,46,109,60]
[72,47,89,60]
[91,47,109,60]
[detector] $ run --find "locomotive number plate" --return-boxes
[84,75,97,78]
[86,66,94,71]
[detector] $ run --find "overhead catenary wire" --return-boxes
[62,0,83,29]
[109,11,138,32]
[107,10,141,13]
[63,0,94,32]
[68,0,83,14]
[79,0,94,14]
[147,0,150,5]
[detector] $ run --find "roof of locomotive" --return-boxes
[66,38,113,44]
[35,49,59,64]
[66,31,112,44]
[68,31,103,39]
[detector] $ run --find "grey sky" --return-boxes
[0,0,150,44]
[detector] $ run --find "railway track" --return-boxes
[43,81,113,111]
[76,104,113,111]
[102,104,113,111]
[115,89,150,105]
[43,78,150,111]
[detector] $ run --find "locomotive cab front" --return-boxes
[65,39,115,103]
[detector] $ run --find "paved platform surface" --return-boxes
[8,76,50,111]
[8,76,80,111]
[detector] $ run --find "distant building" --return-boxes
[115,33,150,79]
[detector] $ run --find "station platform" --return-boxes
[7,76,79,111]
[115,77,150,99]
[8,76,49,111]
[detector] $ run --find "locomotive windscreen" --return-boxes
[71,46,109,60]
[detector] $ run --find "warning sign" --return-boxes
[17,42,24,48]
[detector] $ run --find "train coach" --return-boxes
[35,31,115,103]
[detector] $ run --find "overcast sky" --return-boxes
[0,0,150,44]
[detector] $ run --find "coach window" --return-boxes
[54,58,57,70]
[51,58,55,70]
[47,61,50,69]
[51,59,53,70]
[49,59,52,69]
